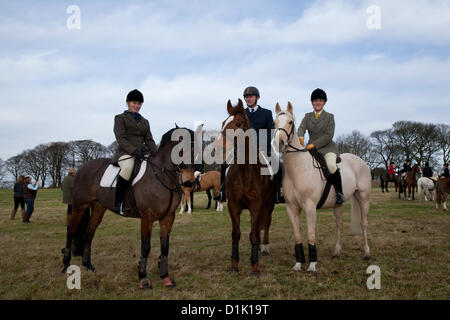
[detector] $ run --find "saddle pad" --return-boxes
[100,162,147,188]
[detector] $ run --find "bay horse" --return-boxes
[417,173,438,202]
[379,169,398,193]
[179,170,223,214]
[272,103,371,273]
[435,177,449,211]
[404,164,421,200]
[212,99,275,275]
[61,127,196,289]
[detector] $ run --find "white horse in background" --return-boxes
[417,173,438,202]
[272,102,372,273]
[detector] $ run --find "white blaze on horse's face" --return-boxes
[273,103,295,154]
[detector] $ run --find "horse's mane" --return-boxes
[158,127,194,151]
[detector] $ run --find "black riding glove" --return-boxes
[133,148,145,160]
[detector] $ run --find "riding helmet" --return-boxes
[126,89,144,103]
[243,86,260,97]
[311,88,327,102]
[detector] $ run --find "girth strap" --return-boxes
[316,180,332,209]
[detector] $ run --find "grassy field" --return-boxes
[0,186,448,300]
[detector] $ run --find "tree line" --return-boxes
[0,121,448,188]
[336,121,449,174]
[0,140,118,188]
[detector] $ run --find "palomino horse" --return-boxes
[61,127,196,289]
[379,169,398,193]
[272,103,372,273]
[212,99,275,275]
[179,170,223,214]
[403,164,421,200]
[435,177,449,211]
[418,173,438,202]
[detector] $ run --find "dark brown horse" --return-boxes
[212,99,275,276]
[403,164,421,200]
[379,169,398,193]
[61,127,196,289]
[435,177,449,211]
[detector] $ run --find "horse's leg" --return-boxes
[261,208,272,256]
[81,201,106,272]
[304,202,318,273]
[228,201,241,273]
[159,212,176,288]
[179,191,185,214]
[443,193,448,211]
[62,205,89,273]
[206,188,212,209]
[138,211,154,289]
[412,184,415,200]
[187,190,192,214]
[332,206,343,258]
[286,202,304,271]
[248,204,263,276]
[355,191,371,260]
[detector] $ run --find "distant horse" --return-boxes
[212,99,275,275]
[379,169,398,193]
[272,103,372,273]
[435,177,449,211]
[179,170,224,214]
[395,174,406,199]
[404,164,421,200]
[418,173,438,202]
[61,127,196,289]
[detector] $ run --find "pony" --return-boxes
[417,173,438,202]
[435,177,449,211]
[61,126,197,289]
[403,164,421,200]
[272,102,372,273]
[212,99,275,275]
[179,170,224,214]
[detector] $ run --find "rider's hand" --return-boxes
[306,144,315,150]
[299,137,304,146]
[133,148,145,160]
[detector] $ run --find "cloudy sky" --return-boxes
[0,0,449,161]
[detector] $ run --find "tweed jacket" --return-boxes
[112,111,158,163]
[297,109,339,156]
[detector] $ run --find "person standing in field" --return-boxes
[61,168,76,226]
[10,175,25,220]
[23,176,39,223]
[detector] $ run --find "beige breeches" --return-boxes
[324,152,337,174]
[118,155,135,180]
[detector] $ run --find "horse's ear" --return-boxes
[227,100,233,114]
[287,101,293,115]
[275,102,281,114]
[175,123,179,129]
[237,98,245,113]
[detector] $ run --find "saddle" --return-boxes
[308,149,341,209]
[100,159,147,188]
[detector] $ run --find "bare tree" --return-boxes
[0,158,6,186]
[22,144,49,187]
[6,154,24,181]
[68,139,109,166]
[46,142,70,187]
[436,123,450,164]
[107,141,118,157]
[336,130,379,170]
[370,129,402,170]
[413,123,441,166]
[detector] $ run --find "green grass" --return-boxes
[0,187,448,300]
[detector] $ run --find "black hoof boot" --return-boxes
[82,261,96,272]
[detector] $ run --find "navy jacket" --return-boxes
[422,166,433,177]
[245,106,274,155]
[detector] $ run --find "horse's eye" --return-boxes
[289,121,293,125]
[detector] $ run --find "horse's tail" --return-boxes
[436,183,442,207]
[350,195,362,235]
[73,207,91,256]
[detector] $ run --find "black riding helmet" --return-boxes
[243,86,260,97]
[126,89,144,103]
[311,88,327,102]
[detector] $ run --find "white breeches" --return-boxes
[118,155,135,180]
[324,152,337,174]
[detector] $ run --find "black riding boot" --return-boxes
[114,175,130,215]
[213,163,227,202]
[331,170,345,205]
[274,167,286,204]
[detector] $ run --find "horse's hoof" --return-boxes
[82,262,96,272]
[332,255,340,259]
[162,277,176,288]
[250,271,260,278]
[61,266,68,274]
[139,279,152,290]
[61,248,66,254]
[228,268,239,274]
[364,255,372,261]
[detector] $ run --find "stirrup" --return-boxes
[114,202,130,215]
